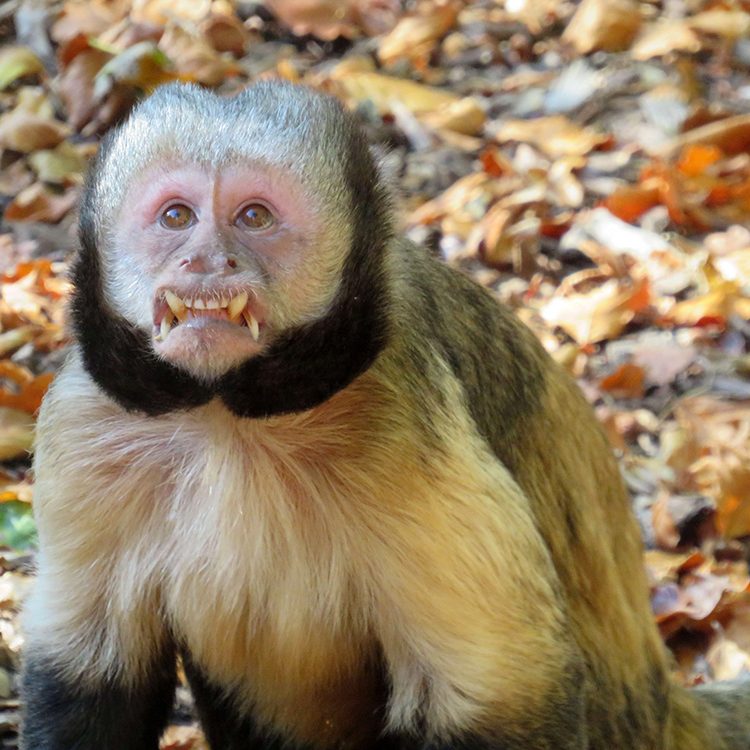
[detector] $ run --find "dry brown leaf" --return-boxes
[688,10,750,40]
[604,184,662,223]
[540,275,650,344]
[491,116,609,158]
[600,363,645,399]
[408,172,494,225]
[707,634,750,681]
[132,0,211,25]
[160,725,209,750]
[0,327,37,357]
[201,13,249,56]
[631,20,701,60]
[58,47,111,131]
[96,41,177,95]
[0,46,44,90]
[51,0,129,44]
[378,2,459,66]
[158,25,239,86]
[674,397,750,538]
[668,280,740,327]
[0,362,54,415]
[266,0,360,40]
[652,492,681,550]
[0,160,35,197]
[0,407,35,462]
[663,114,750,159]
[3,183,78,223]
[28,141,88,185]
[0,111,68,153]
[330,67,457,114]
[562,0,641,54]
[419,97,486,137]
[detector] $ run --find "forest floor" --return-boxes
[1,0,750,746]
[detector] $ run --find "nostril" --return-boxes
[227,257,238,269]
[179,257,192,268]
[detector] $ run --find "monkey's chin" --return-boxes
[153,319,262,382]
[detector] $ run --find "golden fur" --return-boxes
[28,344,576,746]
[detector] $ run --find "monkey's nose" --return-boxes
[179,255,237,273]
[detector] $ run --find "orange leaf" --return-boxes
[600,363,646,398]
[677,144,723,177]
[604,184,661,222]
[0,368,54,415]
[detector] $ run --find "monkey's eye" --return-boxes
[237,203,275,231]
[160,204,195,230]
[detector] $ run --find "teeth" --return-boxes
[206,298,220,309]
[228,291,249,319]
[220,295,229,307]
[184,297,193,307]
[193,298,206,310]
[160,316,172,341]
[243,311,260,341]
[164,290,186,318]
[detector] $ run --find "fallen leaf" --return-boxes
[419,97,486,137]
[95,40,177,97]
[58,46,111,130]
[632,20,701,60]
[663,114,750,159]
[0,408,34,461]
[600,363,645,398]
[201,14,248,56]
[0,327,37,357]
[378,3,459,67]
[668,280,740,328]
[0,363,54,415]
[158,25,239,86]
[28,141,88,184]
[0,111,68,153]
[330,68,457,115]
[132,0,211,24]
[689,10,750,40]
[562,0,641,54]
[160,725,209,750]
[3,183,78,223]
[0,46,44,90]
[265,0,360,40]
[540,275,650,344]
[632,338,697,387]
[491,116,609,158]
[51,0,128,44]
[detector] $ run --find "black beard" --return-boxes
[71,230,390,419]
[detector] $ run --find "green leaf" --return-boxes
[0,501,37,551]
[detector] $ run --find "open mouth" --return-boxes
[154,289,262,342]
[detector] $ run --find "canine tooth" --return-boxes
[228,292,249,319]
[243,311,260,341]
[160,316,172,340]
[206,298,220,309]
[194,298,206,310]
[164,290,185,316]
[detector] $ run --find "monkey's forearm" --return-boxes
[21,648,176,750]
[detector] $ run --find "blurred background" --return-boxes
[1,0,750,746]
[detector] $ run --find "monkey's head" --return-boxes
[74,82,393,417]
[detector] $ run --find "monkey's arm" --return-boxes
[21,358,177,750]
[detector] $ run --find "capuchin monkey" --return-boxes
[19,82,750,750]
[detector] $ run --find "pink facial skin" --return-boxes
[118,162,323,380]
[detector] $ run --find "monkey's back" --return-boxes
[387,240,682,747]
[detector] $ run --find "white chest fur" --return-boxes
[29,357,570,742]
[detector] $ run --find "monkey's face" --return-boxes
[109,162,343,382]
